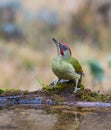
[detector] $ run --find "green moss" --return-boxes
[0,88,29,96]
[0,89,5,94]
[0,81,110,103]
[43,81,110,102]
[43,85,53,91]
[43,81,85,95]
[76,89,110,102]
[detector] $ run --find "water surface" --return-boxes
[0,108,111,130]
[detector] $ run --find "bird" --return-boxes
[86,58,104,87]
[51,37,84,93]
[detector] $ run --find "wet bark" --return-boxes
[0,95,111,108]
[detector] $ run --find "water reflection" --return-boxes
[0,108,81,130]
[79,111,111,130]
[53,112,81,130]
[0,108,111,130]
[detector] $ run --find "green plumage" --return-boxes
[52,56,84,82]
[68,57,84,75]
[51,37,84,92]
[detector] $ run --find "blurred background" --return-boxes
[0,0,111,92]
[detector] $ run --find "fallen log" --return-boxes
[64,101,111,107]
[0,95,111,108]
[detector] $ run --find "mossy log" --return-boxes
[0,96,111,108]
[0,80,111,108]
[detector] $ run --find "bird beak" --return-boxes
[52,37,61,46]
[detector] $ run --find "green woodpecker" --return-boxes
[52,37,84,92]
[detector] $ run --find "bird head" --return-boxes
[52,37,71,59]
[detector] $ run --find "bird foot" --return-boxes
[49,80,58,88]
[49,79,69,88]
[73,87,81,93]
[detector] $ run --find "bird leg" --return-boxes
[57,79,61,84]
[49,79,69,88]
[74,79,81,93]
[49,79,61,88]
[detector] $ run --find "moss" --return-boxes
[43,81,110,102]
[43,81,85,95]
[0,81,110,103]
[0,89,5,94]
[75,89,110,102]
[43,85,53,92]
[0,88,30,96]
[52,94,66,103]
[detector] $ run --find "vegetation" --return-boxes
[43,81,110,102]
[0,88,29,96]
[0,88,4,94]
[0,81,110,103]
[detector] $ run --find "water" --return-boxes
[79,111,111,130]
[0,108,111,130]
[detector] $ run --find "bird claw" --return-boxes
[49,80,58,88]
[73,87,81,93]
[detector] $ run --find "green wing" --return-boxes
[68,57,84,75]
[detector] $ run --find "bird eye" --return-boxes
[62,45,69,50]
